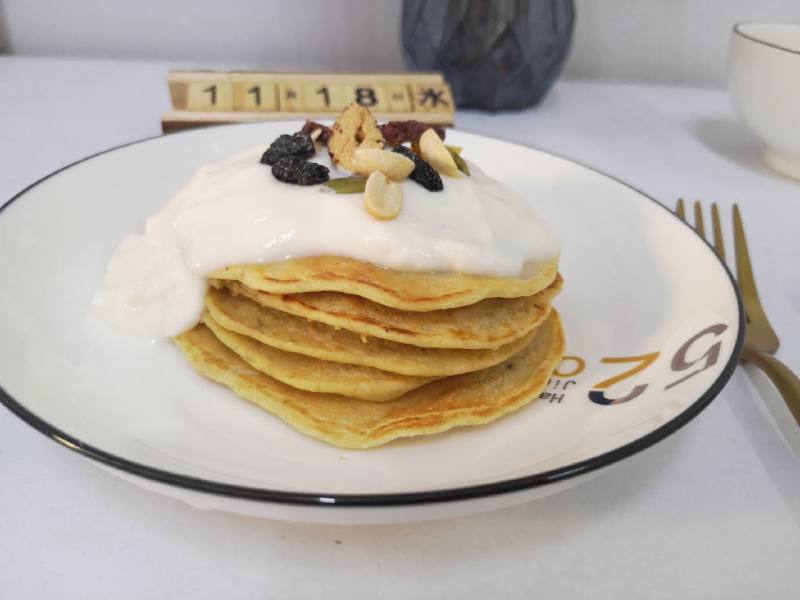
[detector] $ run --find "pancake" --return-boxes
[174,310,565,449]
[215,273,562,350]
[210,255,559,312]
[202,311,435,402]
[205,287,542,377]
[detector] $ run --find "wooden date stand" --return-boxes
[162,71,456,133]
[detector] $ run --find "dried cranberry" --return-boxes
[300,121,332,146]
[380,121,446,146]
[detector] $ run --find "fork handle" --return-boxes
[742,347,800,427]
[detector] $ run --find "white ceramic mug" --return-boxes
[727,22,800,180]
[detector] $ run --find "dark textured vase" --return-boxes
[402,0,575,111]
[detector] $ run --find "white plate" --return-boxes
[0,124,743,524]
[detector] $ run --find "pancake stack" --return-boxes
[174,256,565,449]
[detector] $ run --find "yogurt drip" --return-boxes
[92,146,560,338]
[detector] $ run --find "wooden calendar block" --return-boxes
[385,84,413,112]
[410,83,454,113]
[233,80,278,111]
[186,81,234,111]
[302,83,348,112]
[279,82,305,111]
[164,71,455,132]
[342,83,389,112]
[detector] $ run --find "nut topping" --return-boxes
[364,171,403,220]
[419,128,460,178]
[352,148,415,180]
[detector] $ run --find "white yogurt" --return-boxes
[93,146,560,338]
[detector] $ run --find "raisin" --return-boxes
[380,121,446,146]
[298,161,331,185]
[260,133,315,165]
[271,157,330,185]
[392,146,443,192]
[300,121,332,146]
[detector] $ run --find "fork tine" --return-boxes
[693,201,705,237]
[733,204,779,346]
[675,198,686,221]
[711,203,726,262]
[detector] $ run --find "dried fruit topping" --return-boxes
[380,121,446,146]
[328,102,384,172]
[300,121,332,146]
[446,145,470,176]
[261,133,315,165]
[419,128,460,178]
[271,157,330,185]
[352,148,415,180]
[324,176,367,194]
[392,146,443,191]
[364,171,403,220]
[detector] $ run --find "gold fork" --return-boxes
[676,199,800,426]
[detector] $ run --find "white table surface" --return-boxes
[1,56,799,599]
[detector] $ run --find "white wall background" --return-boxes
[1,0,798,86]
